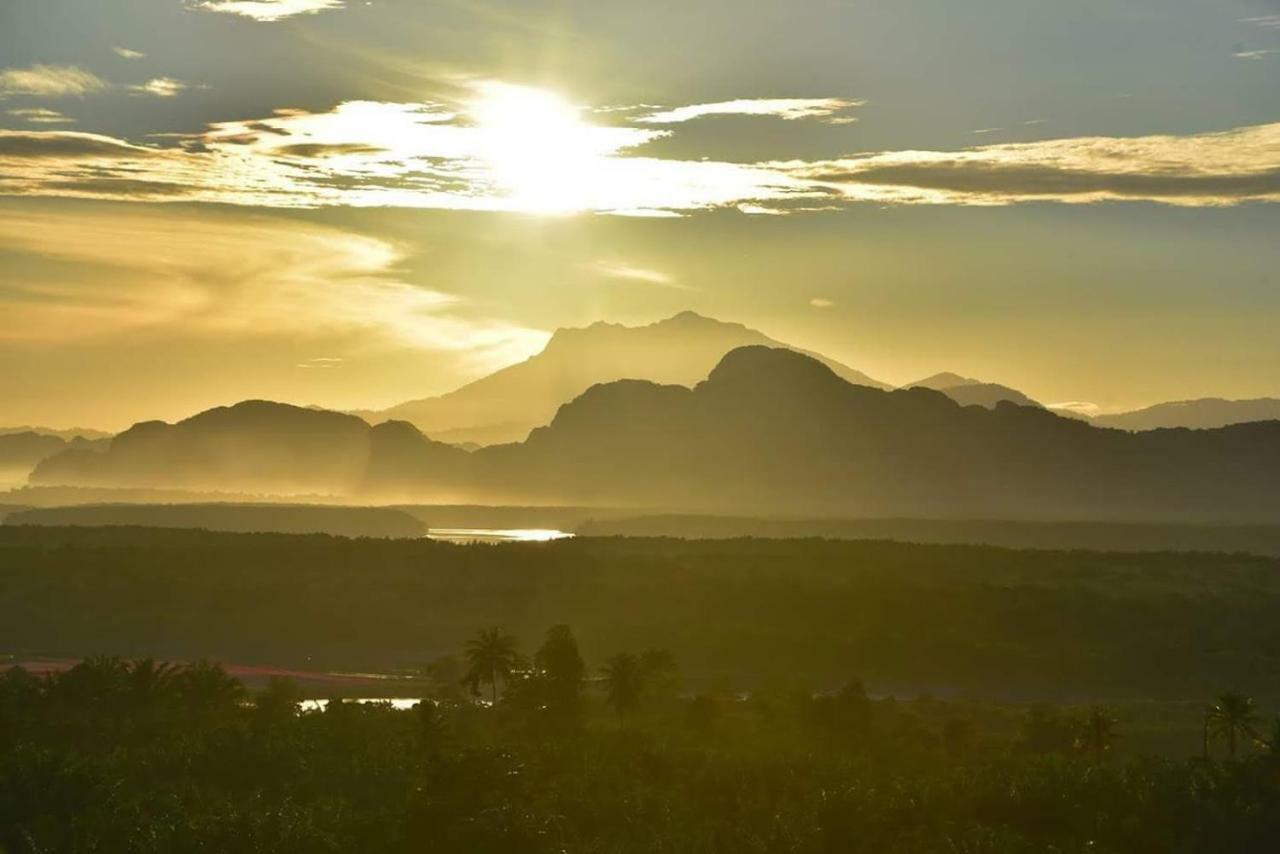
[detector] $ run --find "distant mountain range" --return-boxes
[1088,398,1280,431]
[905,373,1280,432]
[357,311,889,445]
[31,346,1280,523]
[0,430,108,473]
[907,372,1043,410]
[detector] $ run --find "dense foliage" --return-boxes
[3,644,1280,853]
[3,526,1280,700]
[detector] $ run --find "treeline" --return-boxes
[4,526,1280,700]
[3,634,1280,853]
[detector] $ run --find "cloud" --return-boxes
[129,78,191,98]
[787,122,1280,206]
[1241,15,1280,29]
[635,98,863,125]
[809,297,834,309]
[0,65,107,98]
[587,261,686,289]
[0,206,548,369]
[297,357,344,368]
[191,0,346,22]
[1,86,1278,213]
[1234,48,1279,59]
[113,47,145,60]
[6,108,74,125]
[0,130,156,159]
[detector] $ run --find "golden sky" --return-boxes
[1,0,1278,428]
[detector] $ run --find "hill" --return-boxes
[361,311,888,445]
[30,348,1280,522]
[431,346,1280,520]
[908,372,1042,409]
[1091,398,1280,431]
[31,401,374,496]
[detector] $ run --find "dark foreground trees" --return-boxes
[2,649,1280,853]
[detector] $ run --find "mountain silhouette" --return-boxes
[908,372,1042,409]
[448,347,1280,520]
[0,430,109,475]
[1090,398,1280,431]
[360,311,888,445]
[31,401,372,495]
[30,348,1280,522]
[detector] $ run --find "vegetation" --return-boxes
[3,640,1280,853]
[5,526,1280,701]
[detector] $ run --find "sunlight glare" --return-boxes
[468,83,614,215]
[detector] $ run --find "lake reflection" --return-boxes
[426,528,574,544]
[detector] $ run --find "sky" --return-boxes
[1,0,1278,429]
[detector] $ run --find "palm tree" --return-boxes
[178,660,245,726]
[601,653,646,721]
[1076,706,1117,763]
[1206,692,1259,759]
[463,627,521,705]
[127,658,180,709]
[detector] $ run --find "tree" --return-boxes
[416,700,449,753]
[463,627,521,705]
[254,676,301,726]
[178,660,245,727]
[1206,692,1258,760]
[534,625,585,726]
[601,653,646,721]
[1076,706,1117,763]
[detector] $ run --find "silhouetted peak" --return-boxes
[909,372,979,390]
[703,345,842,390]
[369,419,429,443]
[544,311,749,352]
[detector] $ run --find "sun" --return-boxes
[468,82,615,215]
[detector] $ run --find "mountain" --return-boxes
[30,348,1280,522]
[31,401,373,496]
[1090,398,1280,431]
[438,347,1280,521]
[908,372,1042,409]
[0,430,109,478]
[361,311,888,445]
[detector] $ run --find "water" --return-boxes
[425,527,574,544]
[300,698,421,712]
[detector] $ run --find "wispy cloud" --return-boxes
[297,357,344,368]
[1234,48,1279,59]
[788,122,1280,207]
[191,0,345,22]
[1241,15,1280,29]
[112,46,145,60]
[809,297,834,309]
[587,261,686,289]
[0,206,547,369]
[0,65,107,98]
[1,85,1278,213]
[635,98,863,125]
[6,108,74,125]
[129,78,191,98]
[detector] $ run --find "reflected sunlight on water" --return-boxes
[425,528,575,544]
[300,698,421,712]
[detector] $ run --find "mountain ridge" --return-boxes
[359,311,888,445]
